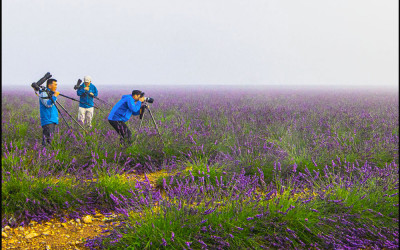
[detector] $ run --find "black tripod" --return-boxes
[74,79,113,108]
[134,103,164,145]
[31,72,86,134]
[93,95,113,108]
[58,93,107,114]
[55,100,87,132]
[35,90,87,133]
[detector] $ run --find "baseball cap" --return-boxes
[84,76,92,83]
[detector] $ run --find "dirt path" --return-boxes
[1,213,121,250]
[1,171,166,250]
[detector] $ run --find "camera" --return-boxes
[74,79,82,90]
[140,92,154,103]
[31,72,52,91]
[31,82,40,92]
[144,97,154,103]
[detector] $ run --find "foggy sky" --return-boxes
[2,0,398,90]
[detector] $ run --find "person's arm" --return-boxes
[77,85,85,96]
[127,99,142,113]
[39,91,57,108]
[93,85,98,97]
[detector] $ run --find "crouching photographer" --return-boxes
[108,90,145,145]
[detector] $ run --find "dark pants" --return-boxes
[42,123,56,146]
[108,120,132,145]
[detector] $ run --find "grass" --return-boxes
[1,172,148,224]
[2,173,79,217]
[100,166,399,249]
[1,90,398,248]
[154,159,224,188]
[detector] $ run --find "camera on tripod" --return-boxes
[135,91,164,145]
[144,97,154,103]
[74,79,82,90]
[140,92,154,103]
[31,72,52,92]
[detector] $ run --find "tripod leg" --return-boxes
[138,114,145,130]
[57,106,73,131]
[147,107,165,145]
[95,96,113,107]
[59,93,106,113]
[37,91,72,131]
[92,100,107,114]
[56,101,87,132]
[133,111,145,144]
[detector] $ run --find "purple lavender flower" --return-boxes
[198,240,207,247]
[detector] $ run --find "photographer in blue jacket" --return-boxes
[108,90,144,145]
[76,75,98,128]
[39,78,60,146]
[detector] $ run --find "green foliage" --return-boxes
[373,151,396,167]
[2,173,79,216]
[1,90,398,248]
[95,174,137,198]
[106,174,399,249]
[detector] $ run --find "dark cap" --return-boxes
[132,90,143,96]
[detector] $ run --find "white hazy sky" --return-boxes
[2,0,399,89]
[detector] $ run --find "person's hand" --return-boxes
[84,87,89,91]
[89,93,94,96]
[139,97,145,102]
[53,91,60,97]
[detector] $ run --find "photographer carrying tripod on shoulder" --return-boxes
[38,78,60,146]
[76,75,98,128]
[108,90,144,145]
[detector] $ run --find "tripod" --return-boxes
[58,93,107,114]
[134,103,164,145]
[93,95,113,108]
[35,90,87,133]
[74,79,113,108]
[55,100,87,132]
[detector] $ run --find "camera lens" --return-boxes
[31,83,40,91]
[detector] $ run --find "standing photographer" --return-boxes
[77,75,98,128]
[39,79,60,146]
[108,90,144,145]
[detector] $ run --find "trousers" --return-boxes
[108,120,132,144]
[78,107,94,128]
[42,123,56,146]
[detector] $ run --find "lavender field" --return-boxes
[1,87,399,249]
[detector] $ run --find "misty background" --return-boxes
[2,0,398,92]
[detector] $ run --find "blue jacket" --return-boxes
[39,88,59,126]
[76,83,98,108]
[108,95,142,122]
